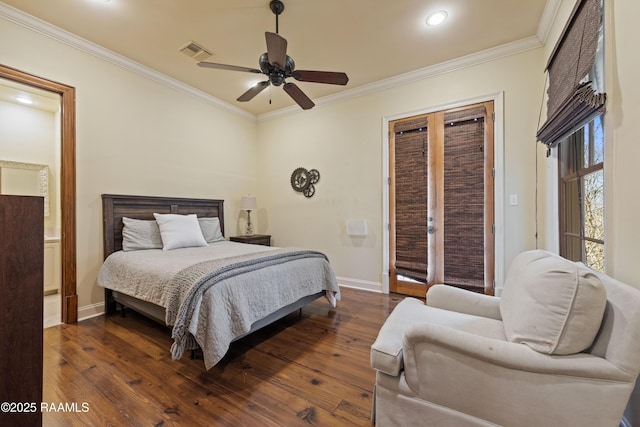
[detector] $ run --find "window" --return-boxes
[558,115,604,271]
[536,0,605,271]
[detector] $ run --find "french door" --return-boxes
[389,101,495,297]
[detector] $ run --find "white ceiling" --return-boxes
[1,0,552,116]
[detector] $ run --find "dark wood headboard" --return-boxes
[101,194,225,259]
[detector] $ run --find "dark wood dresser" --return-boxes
[0,195,44,426]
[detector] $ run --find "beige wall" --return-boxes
[257,47,545,291]
[602,0,639,423]
[0,99,59,234]
[0,17,259,308]
[604,0,640,288]
[0,100,55,163]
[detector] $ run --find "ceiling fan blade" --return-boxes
[283,83,315,110]
[265,32,287,69]
[237,81,270,102]
[197,62,262,74]
[293,70,349,85]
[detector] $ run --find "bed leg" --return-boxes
[105,288,117,315]
[119,303,126,318]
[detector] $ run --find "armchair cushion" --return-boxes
[500,250,606,355]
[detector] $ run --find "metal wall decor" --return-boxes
[290,167,320,197]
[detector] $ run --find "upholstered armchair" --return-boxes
[371,250,640,426]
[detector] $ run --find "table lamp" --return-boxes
[240,196,257,236]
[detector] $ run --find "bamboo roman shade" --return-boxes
[443,107,486,289]
[537,0,605,147]
[393,116,429,282]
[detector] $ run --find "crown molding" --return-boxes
[259,35,543,121]
[536,0,563,44]
[0,2,255,120]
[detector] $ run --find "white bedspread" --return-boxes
[97,241,276,308]
[97,241,340,369]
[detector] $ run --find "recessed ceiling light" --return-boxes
[426,10,448,26]
[15,96,34,105]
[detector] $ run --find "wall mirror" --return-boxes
[0,160,49,216]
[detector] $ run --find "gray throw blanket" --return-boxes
[167,248,334,364]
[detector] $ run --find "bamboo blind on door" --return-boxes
[442,107,486,289]
[393,116,429,282]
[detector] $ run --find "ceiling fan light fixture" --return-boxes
[197,0,348,110]
[426,10,448,26]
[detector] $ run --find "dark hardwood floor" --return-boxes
[42,287,405,426]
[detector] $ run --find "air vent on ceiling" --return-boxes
[179,41,213,61]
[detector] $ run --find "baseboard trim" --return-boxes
[337,277,383,293]
[78,302,105,322]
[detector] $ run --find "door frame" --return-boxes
[382,92,505,295]
[0,64,78,323]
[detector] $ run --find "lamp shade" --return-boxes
[240,196,257,211]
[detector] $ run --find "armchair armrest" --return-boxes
[402,322,631,395]
[427,284,501,320]
[404,322,628,380]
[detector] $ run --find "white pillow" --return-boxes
[500,250,606,355]
[198,217,225,243]
[121,217,163,251]
[153,213,208,250]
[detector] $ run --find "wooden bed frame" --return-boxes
[101,194,323,336]
[102,193,226,315]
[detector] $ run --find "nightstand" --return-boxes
[230,234,271,246]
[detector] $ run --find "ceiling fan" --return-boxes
[197,0,349,110]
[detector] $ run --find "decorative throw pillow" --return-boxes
[153,213,208,250]
[500,250,606,355]
[121,217,163,251]
[198,217,225,243]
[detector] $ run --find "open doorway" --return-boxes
[0,64,77,324]
[0,77,61,326]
